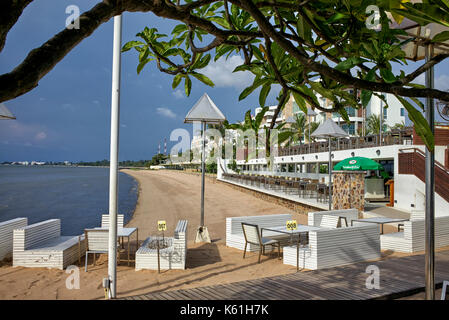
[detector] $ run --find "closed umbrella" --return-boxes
[185,93,226,243]
[311,118,349,210]
[0,104,15,120]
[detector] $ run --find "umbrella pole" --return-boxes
[328,137,332,210]
[195,121,211,243]
[425,44,435,300]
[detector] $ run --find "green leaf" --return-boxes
[259,84,271,107]
[191,73,215,87]
[396,96,434,151]
[292,91,308,114]
[122,41,144,52]
[172,74,183,89]
[432,31,449,43]
[380,68,397,83]
[335,57,366,72]
[184,76,192,96]
[361,90,373,108]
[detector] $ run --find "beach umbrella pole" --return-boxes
[425,45,435,300]
[107,14,122,299]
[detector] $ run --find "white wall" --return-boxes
[367,93,406,128]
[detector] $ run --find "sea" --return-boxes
[0,166,138,235]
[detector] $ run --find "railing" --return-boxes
[398,147,449,203]
[279,128,413,156]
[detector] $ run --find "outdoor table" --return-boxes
[95,227,138,266]
[350,217,409,234]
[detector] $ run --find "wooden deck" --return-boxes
[124,250,449,300]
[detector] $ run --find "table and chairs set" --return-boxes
[222,173,332,202]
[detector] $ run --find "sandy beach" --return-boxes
[0,169,444,300]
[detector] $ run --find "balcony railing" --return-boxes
[279,128,413,156]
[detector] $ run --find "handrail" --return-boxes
[399,147,449,175]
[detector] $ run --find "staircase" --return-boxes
[398,148,449,203]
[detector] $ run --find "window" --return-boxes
[400,108,405,117]
[342,123,355,135]
[383,107,388,120]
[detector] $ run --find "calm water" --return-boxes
[0,166,138,235]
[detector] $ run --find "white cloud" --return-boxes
[202,55,254,90]
[35,132,47,140]
[173,89,184,99]
[436,74,449,91]
[156,107,177,119]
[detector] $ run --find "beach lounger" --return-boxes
[380,215,449,253]
[13,219,85,270]
[0,218,28,260]
[283,224,380,270]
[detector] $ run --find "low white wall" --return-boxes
[394,174,449,217]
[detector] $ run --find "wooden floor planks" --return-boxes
[124,250,449,300]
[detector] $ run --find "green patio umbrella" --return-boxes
[333,157,384,171]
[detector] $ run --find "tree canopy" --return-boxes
[1,0,449,150]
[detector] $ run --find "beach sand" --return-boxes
[0,169,444,300]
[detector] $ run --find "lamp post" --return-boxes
[307,107,317,153]
[185,93,226,243]
[107,14,122,299]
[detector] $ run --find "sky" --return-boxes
[0,0,448,162]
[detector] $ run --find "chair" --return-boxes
[241,222,281,263]
[101,214,124,228]
[442,281,449,300]
[398,211,425,231]
[319,215,340,229]
[84,228,114,272]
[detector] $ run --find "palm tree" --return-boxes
[304,121,320,143]
[389,121,406,131]
[366,114,381,135]
[289,113,307,146]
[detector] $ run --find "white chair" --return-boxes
[319,215,340,229]
[84,228,112,272]
[308,209,358,227]
[226,214,292,252]
[398,211,425,231]
[101,214,124,228]
[241,222,281,263]
[442,281,449,300]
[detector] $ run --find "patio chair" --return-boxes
[241,222,281,263]
[319,215,340,229]
[84,228,117,272]
[442,281,449,300]
[398,211,425,231]
[101,214,124,229]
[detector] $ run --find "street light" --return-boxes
[185,93,226,243]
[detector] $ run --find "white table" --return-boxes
[261,224,320,271]
[351,217,409,234]
[95,227,138,266]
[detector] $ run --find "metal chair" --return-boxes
[241,222,281,263]
[84,228,118,272]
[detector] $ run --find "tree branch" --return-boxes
[0,0,34,52]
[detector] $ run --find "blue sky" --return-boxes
[0,1,448,162]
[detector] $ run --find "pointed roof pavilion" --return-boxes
[0,103,16,120]
[311,118,349,138]
[184,93,226,124]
